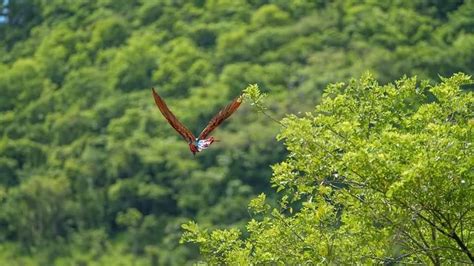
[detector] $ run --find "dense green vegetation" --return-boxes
[184,74,474,264]
[0,0,472,265]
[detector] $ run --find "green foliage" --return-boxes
[90,16,129,50]
[0,58,44,111]
[3,175,72,247]
[152,38,210,96]
[109,33,159,92]
[183,74,474,264]
[251,4,291,28]
[0,0,473,264]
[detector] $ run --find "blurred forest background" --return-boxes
[0,0,472,265]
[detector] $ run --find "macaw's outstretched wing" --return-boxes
[152,88,196,143]
[198,94,243,140]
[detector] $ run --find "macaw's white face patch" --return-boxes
[197,138,214,151]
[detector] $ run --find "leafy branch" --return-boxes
[242,84,285,127]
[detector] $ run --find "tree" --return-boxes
[2,0,474,264]
[182,73,474,264]
[2,175,73,247]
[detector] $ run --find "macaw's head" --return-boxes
[189,137,216,155]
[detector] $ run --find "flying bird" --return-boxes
[152,88,243,155]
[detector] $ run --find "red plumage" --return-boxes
[152,88,242,155]
[151,88,196,143]
[198,95,242,140]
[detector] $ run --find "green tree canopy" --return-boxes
[182,73,474,265]
[0,0,473,264]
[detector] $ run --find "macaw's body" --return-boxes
[152,88,242,155]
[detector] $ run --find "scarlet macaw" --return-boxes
[152,88,242,155]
